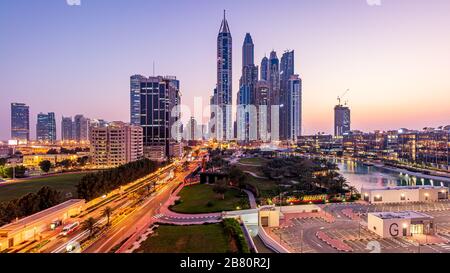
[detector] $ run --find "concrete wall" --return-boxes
[363,187,448,204]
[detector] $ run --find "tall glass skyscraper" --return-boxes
[280,50,295,140]
[334,105,351,137]
[214,11,233,141]
[61,116,74,141]
[36,112,56,142]
[11,102,30,142]
[268,50,280,138]
[237,33,258,142]
[130,75,181,160]
[260,56,269,81]
[286,75,302,141]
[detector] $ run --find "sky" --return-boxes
[1,0,449,140]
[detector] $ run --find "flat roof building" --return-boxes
[362,185,448,204]
[368,211,434,238]
[0,199,85,251]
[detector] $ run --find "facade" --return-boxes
[11,103,30,142]
[268,51,280,140]
[286,75,302,141]
[368,211,435,238]
[61,116,74,141]
[334,105,351,137]
[36,112,56,143]
[22,154,79,168]
[260,56,269,81]
[213,11,233,141]
[0,199,85,251]
[74,115,89,142]
[237,33,258,143]
[130,75,181,161]
[361,186,449,204]
[255,81,270,142]
[280,50,295,141]
[90,121,143,167]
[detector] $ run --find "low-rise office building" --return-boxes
[361,185,449,204]
[22,154,79,168]
[0,199,85,251]
[368,211,435,238]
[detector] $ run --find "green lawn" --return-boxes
[0,173,85,203]
[135,224,234,253]
[170,184,250,214]
[238,157,267,165]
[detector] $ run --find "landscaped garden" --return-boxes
[134,220,249,253]
[170,184,250,214]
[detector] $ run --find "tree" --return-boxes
[83,217,97,238]
[39,160,52,173]
[213,180,228,200]
[46,148,59,155]
[103,206,113,226]
[59,159,73,169]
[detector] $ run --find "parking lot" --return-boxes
[270,201,450,253]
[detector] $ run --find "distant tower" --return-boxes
[10,103,30,142]
[280,50,295,140]
[268,50,280,138]
[36,112,56,142]
[260,56,269,81]
[334,104,351,137]
[214,10,233,141]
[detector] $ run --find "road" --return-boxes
[32,161,193,253]
[82,163,200,253]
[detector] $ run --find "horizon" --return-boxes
[1,0,450,140]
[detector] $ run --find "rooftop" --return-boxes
[0,199,85,233]
[363,185,448,191]
[370,211,433,220]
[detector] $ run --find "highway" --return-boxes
[34,161,194,253]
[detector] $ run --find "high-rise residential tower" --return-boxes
[130,75,182,161]
[286,75,302,141]
[280,50,295,140]
[237,33,258,142]
[260,56,269,81]
[90,121,143,167]
[74,115,89,142]
[61,116,74,141]
[213,10,233,141]
[268,50,280,139]
[36,112,56,142]
[10,103,30,142]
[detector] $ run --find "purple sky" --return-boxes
[1,0,450,140]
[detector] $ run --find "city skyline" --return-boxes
[1,0,450,141]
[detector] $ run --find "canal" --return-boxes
[336,159,447,191]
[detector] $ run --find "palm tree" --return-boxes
[82,217,96,238]
[103,206,113,226]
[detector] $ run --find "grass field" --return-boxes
[170,184,250,214]
[0,173,85,203]
[135,224,234,253]
[238,157,267,165]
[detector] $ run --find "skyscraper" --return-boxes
[255,80,269,141]
[74,115,89,142]
[130,75,181,161]
[11,103,30,142]
[237,33,258,142]
[260,56,269,81]
[36,112,56,142]
[280,50,295,140]
[268,50,280,139]
[334,104,351,137]
[213,10,233,141]
[61,116,74,141]
[286,75,302,141]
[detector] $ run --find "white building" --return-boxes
[90,121,143,167]
[361,185,448,204]
[368,211,434,238]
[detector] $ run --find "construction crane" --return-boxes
[337,89,350,106]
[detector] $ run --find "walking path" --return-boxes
[244,171,267,179]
